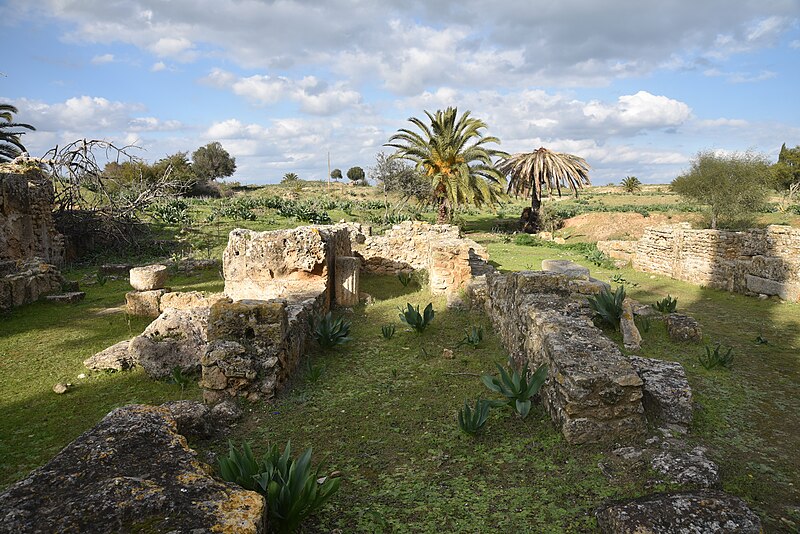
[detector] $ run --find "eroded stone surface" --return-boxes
[0,405,266,533]
[542,259,590,279]
[665,313,703,342]
[650,448,720,487]
[125,288,166,317]
[84,340,134,372]
[161,400,213,439]
[129,307,211,379]
[129,264,168,291]
[0,259,66,312]
[620,299,642,351]
[596,491,760,534]
[629,356,693,426]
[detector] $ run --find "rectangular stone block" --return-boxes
[125,289,165,317]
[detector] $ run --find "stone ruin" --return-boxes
[0,165,77,311]
[7,219,762,532]
[598,223,800,302]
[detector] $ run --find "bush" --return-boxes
[587,286,626,330]
[218,441,340,534]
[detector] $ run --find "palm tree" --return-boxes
[281,172,300,183]
[620,176,642,194]
[0,104,36,163]
[497,147,590,232]
[386,107,507,224]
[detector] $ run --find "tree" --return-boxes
[0,104,36,163]
[671,150,772,229]
[620,176,642,194]
[330,168,343,181]
[282,172,300,184]
[386,107,507,224]
[496,147,590,233]
[154,152,195,191]
[370,152,430,202]
[773,143,800,190]
[346,166,365,184]
[191,142,236,183]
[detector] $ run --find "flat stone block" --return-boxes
[45,291,85,304]
[542,259,590,280]
[629,356,692,426]
[125,289,165,317]
[129,264,168,291]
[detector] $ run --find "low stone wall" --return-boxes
[598,224,800,301]
[350,221,489,295]
[0,259,66,312]
[0,166,64,266]
[471,270,646,444]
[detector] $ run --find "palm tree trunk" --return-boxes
[520,194,541,233]
[437,199,449,224]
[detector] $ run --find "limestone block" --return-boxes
[745,274,799,301]
[334,256,360,307]
[99,263,133,276]
[629,356,692,426]
[45,291,85,304]
[542,259,590,280]
[665,313,702,342]
[84,340,134,372]
[160,290,226,311]
[129,264,168,291]
[620,299,642,351]
[596,491,761,534]
[0,405,266,533]
[125,289,166,317]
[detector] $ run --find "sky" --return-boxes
[2,0,799,185]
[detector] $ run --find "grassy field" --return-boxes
[1,183,799,531]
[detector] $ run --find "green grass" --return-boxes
[0,267,223,485]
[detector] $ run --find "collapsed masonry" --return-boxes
[598,223,800,302]
[89,221,490,405]
[0,165,71,311]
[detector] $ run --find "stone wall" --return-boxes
[599,224,800,301]
[349,221,489,295]
[0,166,64,265]
[470,270,646,445]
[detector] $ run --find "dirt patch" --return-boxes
[559,212,696,242]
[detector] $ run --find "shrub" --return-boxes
[458,398,491,435]
[218,441,340,534]
[481,360,548,419]
[151,199,193,225]
[381,324,396,339]
[312,312,352,349]
[699,343,734,370]
[399,302,435,333]
[653,295,678,314]
[587,286,626,330]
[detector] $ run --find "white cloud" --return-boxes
[583,91,692,130]
[791,40,800,49]
[147,36,195,60]
[90,53,114,64]
[151,61,167,72]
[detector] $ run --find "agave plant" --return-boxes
[458,398,492,435]
[399,302,434,333]
[481,360,548,419]
[457,325,484,348]
[219,441,341,534]
[653,295,678,314]
[381,324,396,339]
[588,285,626,330]
[397,272,413,287]
[312,312,352,349]
[699,343,734,370]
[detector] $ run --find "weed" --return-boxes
[653,295,678,313]
[381,324,396,339]
[754,334,769,345]
[634,315,652,334]
[399,302,435,333]
[481,360,548,419]
[95,270,108,287]
[170,366,192,392]
[218,441,340,534]
[397,272,413,287]
[587,285,626,330]
[305,361,324,384]
[457,398,491,435]
[699,343,734,370]
[457,325,484,348]
[610,274,638,287]
[312,312,352,349]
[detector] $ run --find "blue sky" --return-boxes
[2,0,799,184]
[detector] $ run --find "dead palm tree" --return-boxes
[386,107,507,224]
[497,147,590,232]
[0,104,36,163]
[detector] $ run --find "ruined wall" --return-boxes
[599,224,800,301]
[471,271,646,445]
[349,220,489,295]
[0,167,64,265]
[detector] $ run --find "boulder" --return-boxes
[665,313,703,342]
[161,400,213,439]
[596,491,761,533]
[650,448,720,488]
[125,289,166,317]
[160,290,225,311]
[0,405,266,533]
[210,400,243,428]
[128,307,210,379]
[628,356,693,426]
[84,340,135,372]
[541,259,590,280]
[129,264,168,291]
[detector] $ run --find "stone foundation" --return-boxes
[0,259,66,312]
[598,224,800,302]
[472,270,646,444]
